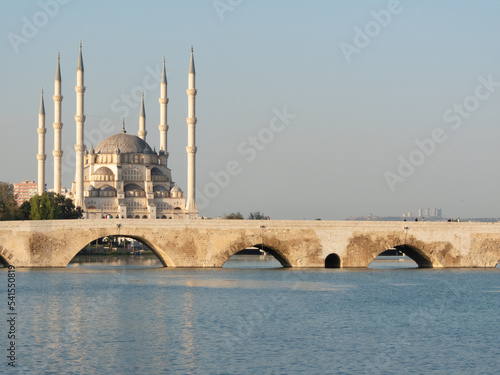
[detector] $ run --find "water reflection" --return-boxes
[69,254,163,268]
[222,254,282,268]
[63,253,500,271]
[181,290,198,372]
[368,256,418,269]
[7,251,500,374]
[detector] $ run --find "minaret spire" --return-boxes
[53,53,63,194]
[185,47,198,216]
[159,57,169,163]
[74,42,86,209]
[39,89,45,115]
[77,41,84,72]
[189,46,195,74]
[37,89,47,195]
[138,91,147,140]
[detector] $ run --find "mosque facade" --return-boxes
[36,45,199,219]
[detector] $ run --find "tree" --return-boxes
[0,182,20,220]
[19,201,31,220]
[30,192,82,220]
[223,212,244,220]
[31,193,59,220]
[248,211,267,220]
[53,194,83,219]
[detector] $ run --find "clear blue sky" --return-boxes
[1,0,500,219]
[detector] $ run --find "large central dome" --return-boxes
[94,133,154,154]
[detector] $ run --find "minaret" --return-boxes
[74,42,86,208]
[53,53,63,194]
[37,89,47,195]
[185,47,198,214]
[158,57,169,162]
[138,91,147,140]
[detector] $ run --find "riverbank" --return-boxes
[77,245,153,255]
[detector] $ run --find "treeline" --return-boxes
[0,182,82,220]
[222,211,268,220]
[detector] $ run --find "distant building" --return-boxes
[13,180,39,205]
[47,187,69,196]
[417,208,442,218]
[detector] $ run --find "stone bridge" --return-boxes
[0,220,499,268]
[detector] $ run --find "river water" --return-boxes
[2,254,499,374]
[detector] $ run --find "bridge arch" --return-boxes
[372,244,435,268]
[0,246,14,267]
[325,253,341,268]
[65,233,175,268]
[0,254,9,267]
[218,241,293,268]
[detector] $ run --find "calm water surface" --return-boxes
[1,255,499,374]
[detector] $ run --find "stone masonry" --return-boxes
[0,220,499,268]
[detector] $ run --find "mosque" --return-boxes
[36,44,199,219]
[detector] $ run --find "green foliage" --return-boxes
[30,192,83,220]
[248,211,267,220]
[30,194,58,220]
[53,194,83,219]
[223,211,244,220]
[19,201,31,220]
[0,182,20,220]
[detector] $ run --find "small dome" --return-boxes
[85,185,96,191]
[171,186,182,192]
[94,167,114,176]
[95,133,154,154]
